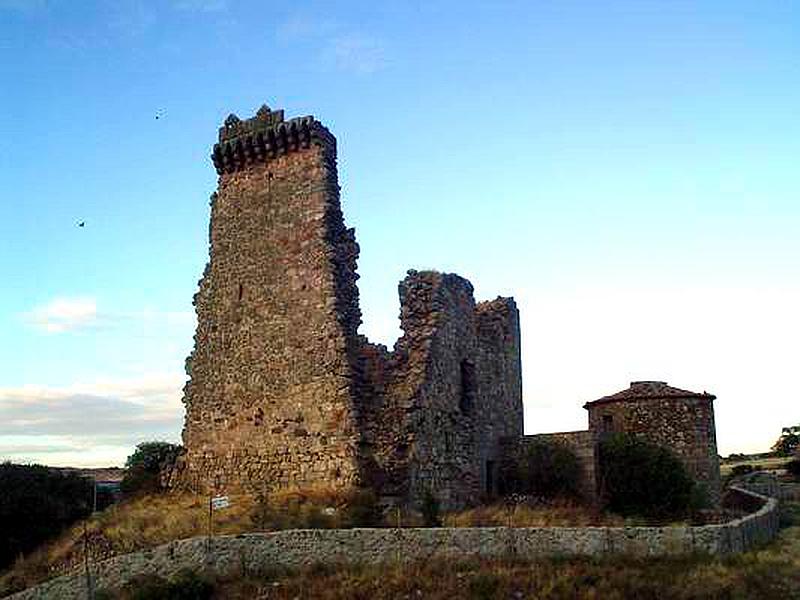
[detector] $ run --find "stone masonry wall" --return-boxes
[474,298,524,497]
[354,272,522,509]
[9,487,778,600]
[177,108,364,494]
[517,431,598,500]
[174,106,524,507]
[587,396,721,505]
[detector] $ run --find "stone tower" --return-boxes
[176,105,524,508]
[179,106,364,493]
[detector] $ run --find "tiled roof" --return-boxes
[583,380,715,408]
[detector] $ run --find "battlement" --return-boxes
[211,104,335,175]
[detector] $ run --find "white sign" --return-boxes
[211,495,230,510]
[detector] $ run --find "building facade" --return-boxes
[171,104,722,510]
[584,380,721,504]
[171,106,522,509]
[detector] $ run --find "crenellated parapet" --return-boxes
[211,104,335,175]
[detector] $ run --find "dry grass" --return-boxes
[720,455,792,477]
[0,493,258,597]
[4,493,794,599]
[445,498,625,528]
[210,502,800,599]
[0,484,371,596]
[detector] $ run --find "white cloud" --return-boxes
[0,373,185,467]
[26,297,99,333]
[23,297,194,335]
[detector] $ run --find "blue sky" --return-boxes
[1,0,798,466]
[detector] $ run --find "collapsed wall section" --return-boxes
[174,105,524,506]
[356,271,523,509]
[176,107,363,494]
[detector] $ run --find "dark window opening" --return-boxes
[237,283,244,301]
[459,359,476,414]
[485,460,496,496]
[602,414,614,433]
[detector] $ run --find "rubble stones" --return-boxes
[172,106,523,509]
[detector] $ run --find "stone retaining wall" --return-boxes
[735,471,800,501]
[7,487,779,600]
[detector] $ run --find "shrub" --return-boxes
[786,459,800,480]
[120,441,182,497]
[599,433,698,521]
[498,440,582,499]
[771,425,799,456]
[0,463,92,570]
[420,489,442,527]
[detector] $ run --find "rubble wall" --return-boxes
[587,396,721,505]
[519,431,598,500]
[354,272,523,509]
[177,109,363,494]
[10,489,778,600]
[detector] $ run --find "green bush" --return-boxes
[120,441,182,497]
[420,489,442,527]
[786,459,800,480]
[771,425,799,456]
[0,462,92,570]
[599,433,698,521]
[498,440,582,499]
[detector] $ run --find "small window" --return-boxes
[237,283,244,301]
[485,460,496,495]
[602,414,614,433]
[459,359,476,414]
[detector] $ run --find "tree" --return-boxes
[786,459,800,480]
[420,489,442,527]
[0,463,93,569]
[498,440,582,499]
[120,441,182,496]
[771,425,800,457]
[599,433,698,521]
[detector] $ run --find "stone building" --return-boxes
[171,103,722,510]
[172,106,522,509]
[509,381,722,505]
[584,380,721,504]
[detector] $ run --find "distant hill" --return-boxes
[52,466,124,483]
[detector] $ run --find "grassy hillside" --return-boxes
[125,502,800,599]
[2,493,797,598]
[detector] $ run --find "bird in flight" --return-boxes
[77,221,85,228]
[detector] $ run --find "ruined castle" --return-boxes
[173,105,720,508]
